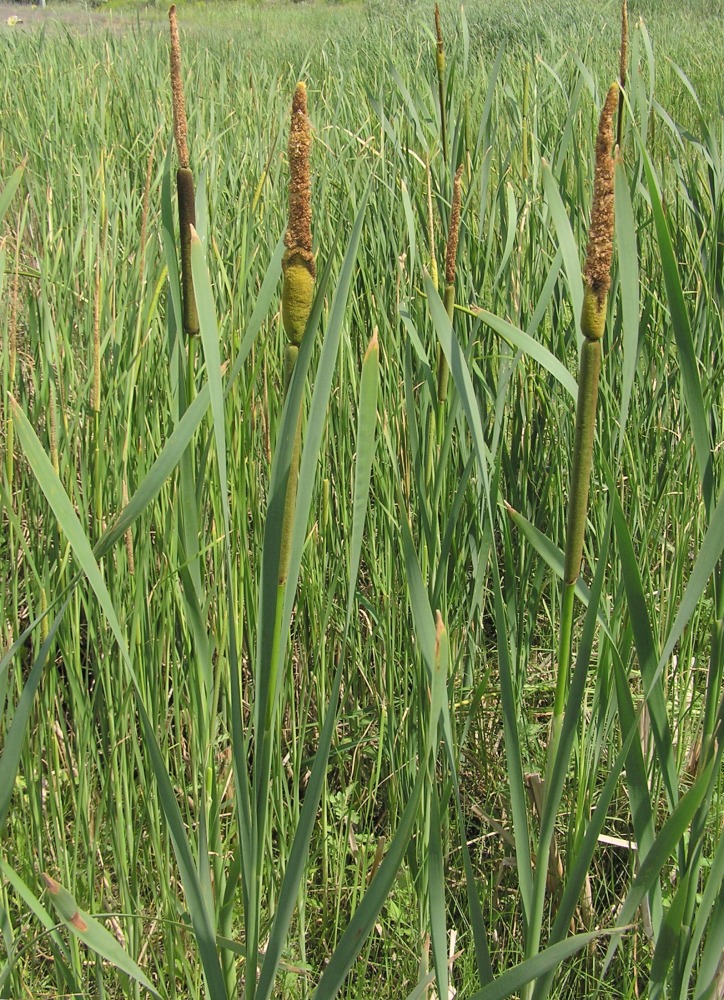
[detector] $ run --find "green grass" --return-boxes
[1,1,723,998]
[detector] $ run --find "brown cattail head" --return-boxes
[445,164,463,286]
[282,82,316,346]
[284,82,314,265]
[581,83,617,338]
[169,5,190,169]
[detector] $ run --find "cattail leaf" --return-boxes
[312,766,425,1000]
[0,163,24,224]
[649,869,691,997]
[428,789,449,1000]
[602,756,717,974]
[611,490,679,811]
[0,598,68,836]
[425,272,532,918]
[400,180,417,281]
[542,162,584,346]
[10,399,228,1000]
[492,183,518,289]
[0,858,73,981]
[655,485,724,689]
[692,863,724,1000]
[467,306,578,400]
[41,874,160,997]
[95,239,283,563]
[613,158,639,457]
[255,660,344,1000]
[526,503,614,973]
[637,139,713,513]
[468,931,617,1000]
[531,721,640,1000]
[346,328,380,627]
[504,503,615,643]
[677,828,724,998]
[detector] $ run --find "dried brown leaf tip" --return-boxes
[445,164,464,286]
[583,83,618,312]
[169,4,189,169]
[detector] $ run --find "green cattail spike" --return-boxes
[616,0,629,151]
[437,164,463,405]
[434,4,447,164]
[282,82,316,350]
[169,4,199,337]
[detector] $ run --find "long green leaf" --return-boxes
[10,398,229,1000]
[41,874,160,998]
[638,137,713,510]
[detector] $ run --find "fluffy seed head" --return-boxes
[445,164,463,286]
[583,83,617,311]
[169,5,189,169]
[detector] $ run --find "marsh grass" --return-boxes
[1,2,723,998]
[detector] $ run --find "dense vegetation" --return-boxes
[1,0,722,997]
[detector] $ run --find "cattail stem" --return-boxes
[562,337,602,586]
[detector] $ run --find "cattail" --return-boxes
[580,83,617,343]
[437,164,463,404]
[169,5,199,336]
[281,82,315,360]
[279,82,315,588]
[616,0,628,151]
[564,84,617,586]
[444,165,463,288]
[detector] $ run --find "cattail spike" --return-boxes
[581,83,617,339]
[168,5,189,169]
[445,165,463,287]
[282,81,315,348]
